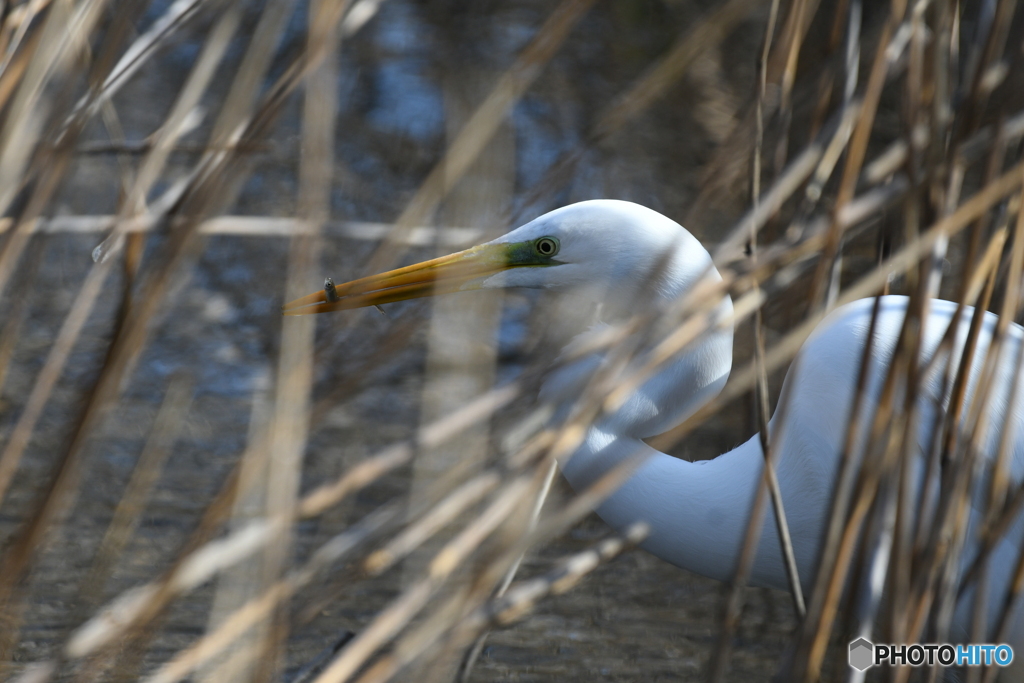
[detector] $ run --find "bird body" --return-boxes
[563,296,1024,614]
[286,199,1024,663]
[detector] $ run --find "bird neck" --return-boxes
[540,294,734,440]
[561,427,797,589]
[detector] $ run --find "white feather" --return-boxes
[492,200,1024,659]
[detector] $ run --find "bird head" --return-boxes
[283,199,722,318]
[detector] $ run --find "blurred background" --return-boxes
[0,0,1022,681]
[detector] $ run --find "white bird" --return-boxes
[285,199,1024,665]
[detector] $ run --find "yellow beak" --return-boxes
[283,243,515,315]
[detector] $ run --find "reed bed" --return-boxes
[0,0,1023,682]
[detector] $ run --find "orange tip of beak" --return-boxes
[282,289,327,313]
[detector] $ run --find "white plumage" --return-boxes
[480,201,1024,654]
[287,198,1024,671]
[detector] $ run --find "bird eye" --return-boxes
[534,237,559,257]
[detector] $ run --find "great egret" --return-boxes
[285,199,1024,656]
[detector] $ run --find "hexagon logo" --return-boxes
[849,638,874,671]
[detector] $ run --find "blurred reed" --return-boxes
[0,1,1022,683]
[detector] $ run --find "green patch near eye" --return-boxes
[504,237,562,267]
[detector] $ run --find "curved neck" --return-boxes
[561,428,800,590]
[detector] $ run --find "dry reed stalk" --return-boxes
[309,311,425,423]
[897,280,998,676]
[288,633,356,683]
[135,452,531,683]
[932,298,1010,682]
[288,458,512,630]
[0,232,45,396]
[771,0,816,175]
[921,208,1023,626]
[0,19,43,116]
[788,291,884,677]
[753,0,804,624]
[0,0,240,506]
[133,502,398,683]
[0,214,486,243]
[7,2,1024,682]
[145,271,723,681]
[74,374,194,612]
[954,195,1024,676]
[0,0,360,673]
[960,121,1012,309]
[80,451,246,683]
[0,0,109,299]
[356,522,649,683]
[251,0,343,677]
[778,7,1024,679]
[596,112,881,422]
[514,0,762,224]
[933,270,1024,634]
[653,157,1024,456]
[810,0,858,138]
[905,295,1000,668]
[132,451,539,683]
[885,14,952,649]
[755,275,804,619]
[765,215,1011,679]
[685,0,824,222]
[487,520,649,620]
[0,0,54,79]
[806,311,919,682]
[358,0,593,282]
[708,5,801,677]
[808,0,909,309]
[902,256,1008,640]
[290,439,653,683]
[0,11,192,657]
[94,1,244,259]
[308,476,535,683]
[199,380,274,683]
[707,359,798,683]
[45,382,521,670]
[0,2,242,616]
[70,0,215,127]
[591,0,763,142]
[364,474,502,576]
[400,64,514,682]
[454,460,557,683]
